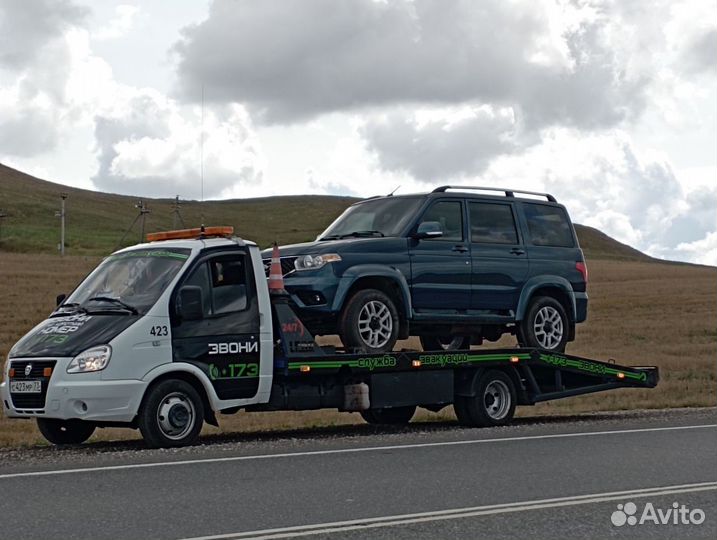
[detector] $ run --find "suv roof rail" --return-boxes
[431,185,557,203]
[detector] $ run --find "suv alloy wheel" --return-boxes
[339,289,399,353]
[518,296,570,352]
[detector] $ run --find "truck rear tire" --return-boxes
[36,418,96,445]
[456,370,516,427]
[420,335,471,351]
[340,289,399,353]
[518,296,569,352]
[360,406,416,425]
[138,379,204,448]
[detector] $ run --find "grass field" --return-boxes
[1,252,714,447]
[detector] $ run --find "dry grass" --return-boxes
[0,254,715,447]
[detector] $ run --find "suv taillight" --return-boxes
[576,261,588,283]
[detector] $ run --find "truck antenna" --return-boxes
[387,185,401,196]
[200,84,205,228]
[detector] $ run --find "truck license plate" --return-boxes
[10,380,42,393]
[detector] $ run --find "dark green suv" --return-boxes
[263,186,588,353]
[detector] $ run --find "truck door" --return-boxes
[408,199,471,312]
[170,250,261,400]
[468,201,529,314]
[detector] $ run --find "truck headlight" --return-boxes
[67,345,112,373]
[294,253,342,271]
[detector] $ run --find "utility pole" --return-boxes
[55,193,68,256]
[171,196,186,229]
[137,200,150,242]
[116,200,151,250]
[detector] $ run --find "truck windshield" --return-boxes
[61,248,191,315]
[319,197,422,240]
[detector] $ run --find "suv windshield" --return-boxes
[319,197,423,240]
[61,248,191,315]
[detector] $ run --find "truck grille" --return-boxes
[263,256,298,277]
[9,359,56,409]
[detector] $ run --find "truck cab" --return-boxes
[1,229,274,447]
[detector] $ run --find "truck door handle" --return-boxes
[452,245,469,253]
[510,248,525,255]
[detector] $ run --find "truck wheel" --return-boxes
[458,370,516,427]
[340,289,399,353]
[360,406,416,425]
[420,335,471,351]
[36,418,96,445]
[518,296,569,352]
[138,379,204,448]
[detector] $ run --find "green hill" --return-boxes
[0,163,653,260]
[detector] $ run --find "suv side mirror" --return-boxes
[56,293,66,306]
[178,286,204,320]
[414,221,443,239]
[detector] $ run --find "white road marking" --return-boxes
[0,423,714,480]
[181,481,717,540]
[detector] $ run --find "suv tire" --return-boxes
[420,335,471,351]
[340,289,399,353]
[518,296,569,352]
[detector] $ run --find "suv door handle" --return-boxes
[510,248,525,255]
[452,245,469,253]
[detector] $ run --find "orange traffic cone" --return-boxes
[268,243,286,294]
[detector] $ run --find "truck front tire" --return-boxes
[36,418,96,445]
[340,289,399,353]
[138,379,204,448]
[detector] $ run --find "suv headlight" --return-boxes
[294,253,342,271]
[67,345,112,373]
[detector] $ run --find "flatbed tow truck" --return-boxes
[1,227,659,448]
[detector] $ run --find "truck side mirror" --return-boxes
[56,293,66,306]
[178,286,204,320]
[414,221,443,239]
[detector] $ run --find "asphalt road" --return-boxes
[0,408,715,540]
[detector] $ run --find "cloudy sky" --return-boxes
[0,0,715,264]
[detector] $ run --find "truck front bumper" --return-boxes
[1,376,147,424]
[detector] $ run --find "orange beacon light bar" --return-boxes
[146,226,234,242]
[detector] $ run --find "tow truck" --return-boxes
[1,227,658,448]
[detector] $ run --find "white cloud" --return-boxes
[173,0,645,128]
[672,232,717,266]
[92,94,261,199]
[363,105,520,180]
[92,4,140,40]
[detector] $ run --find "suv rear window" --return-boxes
[469,202,518,244]
[523,204,574,247]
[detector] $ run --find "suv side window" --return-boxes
[420,201,464,241]
[523,203,574,247]
[469,202,518,244]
